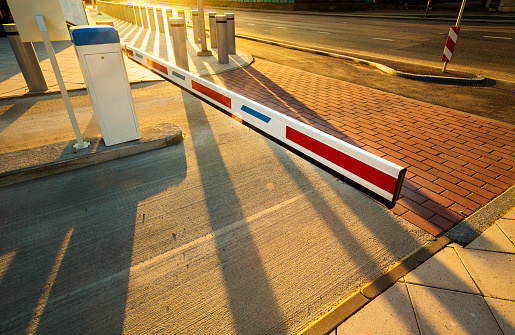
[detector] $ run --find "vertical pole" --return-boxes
[177,9,187,41]
[225,13,235,54]
[141,6,149,28]
[156,8,165,33]
[216,15,228,64]
[147,7,156,31]
[165,8,174,27]
[135,6,142,26]
[424,0,431,17]
[208,12,217,48]
[443,0,466,72]
[170,18,189,71]
[3,24,48,92]
[35,15,89,149]
[197,0,212,56]
[192,10,200,43]
[456,0,467,26]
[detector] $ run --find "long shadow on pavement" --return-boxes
[181,90,286,334]
[211,64,465,235]
[0,138,187,334]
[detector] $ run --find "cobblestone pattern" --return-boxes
[205,59,515,236]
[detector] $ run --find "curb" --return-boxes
[0,123,182,188]
[446,184,515,246]
[236,34,485,84]
[296,235,451,335]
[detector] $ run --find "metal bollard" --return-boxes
[127,5,134,24]
[147,7,156,31]
[134,6,142,26]
[140,6,149,28]
[96,20,114,27]
[225,13,236,54]
[177,9,187,41]
[156,8,165,33]
[208,12,217,48]
[191,10,200,43]
[124,5,130,22]
[165,9,173,28]
[169,18,189,71]
[3,24,47,92]
[215,15,228,64]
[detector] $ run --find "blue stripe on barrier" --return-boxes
[136,52,143,59]
[241,105,271,123]
[172,71,186,80]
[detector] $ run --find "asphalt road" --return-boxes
[0,82,432,334]
[146,1,514,82]
[231,11,515,79]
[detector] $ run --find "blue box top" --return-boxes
[69,26,120,46]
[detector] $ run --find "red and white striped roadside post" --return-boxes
[442,0,466,72]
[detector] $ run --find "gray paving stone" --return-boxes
[408,284,503,335]
[337,282,420,335]
[467,224,515,254]
[457,248,515,301]
[485,297,515,335]
[497,218,515,247]
[405,246,480,294]
[503,208,515,220]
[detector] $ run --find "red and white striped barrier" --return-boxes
[442,26,460,63]
[123,44,407,206]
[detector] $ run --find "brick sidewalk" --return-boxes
[205,59,515,236]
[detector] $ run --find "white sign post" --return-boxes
[7,0,90,149]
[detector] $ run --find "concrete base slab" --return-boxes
[0,123,182,188]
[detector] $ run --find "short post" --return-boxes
[191,10,200,43]
[96,20,114,27]
[124,4,130,23]
[140,6,149,28]
[134,6,142,26]
[225,13,236,54]
[177,9,186,41]
[169,18,189,71]
[156,7,165,32]
[216,15,228,64]
[147,7,156,31]
[208,12,217,48]
[3,23,47,92]
[165,8,173,27]
[128,5,135,25]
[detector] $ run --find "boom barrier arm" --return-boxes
[123,44,407,208]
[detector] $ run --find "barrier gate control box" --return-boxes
[70,26,140,146]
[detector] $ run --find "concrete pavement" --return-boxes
[334,209,515,335]
[1,4,514,335]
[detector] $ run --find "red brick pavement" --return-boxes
[205,59,515,236]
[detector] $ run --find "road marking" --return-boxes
[248,23,255,26]
[318,31,331,34]
[483,35,512,40]
[277,26,287,29]
[374,37,394,41]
